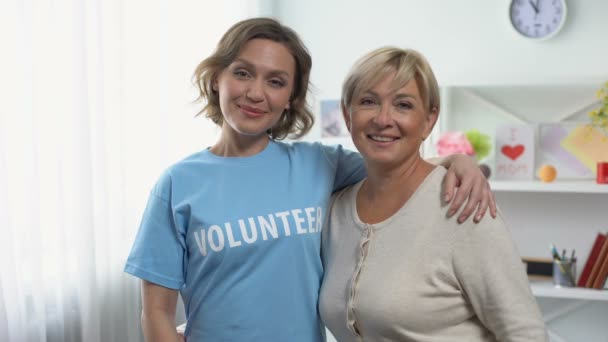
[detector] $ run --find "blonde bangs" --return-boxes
[342,47,440,114]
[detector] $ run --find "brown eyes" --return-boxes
[232,69,286,88]
[357,98,413,110]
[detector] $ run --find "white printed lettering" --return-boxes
[276,211,291,236]
[305,207,316,233]
[292,209,306,234]
[194,228,207,256]
[207,225,225,252]
[258,215,278,240]
[316,207,323,232]
[239,219,258,244]
[225,222,242,247]
[194,206,324,256]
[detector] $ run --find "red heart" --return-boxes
[501,144,525,160]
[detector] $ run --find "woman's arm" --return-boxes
[434,154,497,223]
[452,215,548,341]
[324,144,496,223]
[141,280,181,342]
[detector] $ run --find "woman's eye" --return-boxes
[360,98,376,106]
[268,78,285,88]
[233,70,250,79]
[396,102,413,110]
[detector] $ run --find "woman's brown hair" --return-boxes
[193,17,314,140]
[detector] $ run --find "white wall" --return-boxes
[277,0,607,91]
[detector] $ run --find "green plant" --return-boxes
[465,129,491,161]
[587,81,608,138]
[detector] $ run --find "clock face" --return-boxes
[509,0,566,39]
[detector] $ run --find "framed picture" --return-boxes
[320,100,348,138]
[495,124,535,180]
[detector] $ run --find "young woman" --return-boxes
[124,18,496,342]
[320,47,547,341]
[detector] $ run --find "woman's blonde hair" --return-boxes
[341,47,440,115]
[193,17,314,140]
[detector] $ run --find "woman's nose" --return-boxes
[372,105,392,126]
[246,80,264,102]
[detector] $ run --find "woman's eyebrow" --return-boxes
[232,58,291,78]
[394,93,418,101]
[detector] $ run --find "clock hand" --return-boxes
[528,0,539,14]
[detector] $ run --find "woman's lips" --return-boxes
[239,105,266,118]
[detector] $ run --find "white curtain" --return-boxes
[0,1,258,341]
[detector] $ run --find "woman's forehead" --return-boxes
[358,72,418,96]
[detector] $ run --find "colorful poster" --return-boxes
[495,124,535,180]
[539,123,608,179]
[538,123,593,179]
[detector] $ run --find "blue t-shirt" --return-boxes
[124,140,365,341]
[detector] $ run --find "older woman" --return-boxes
[319,47,547,341]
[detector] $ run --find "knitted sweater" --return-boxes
[320,167,548,342]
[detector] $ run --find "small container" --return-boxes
[598,162,608,184]
[553,260,576,287]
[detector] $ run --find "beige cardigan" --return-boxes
[320,167,547,342]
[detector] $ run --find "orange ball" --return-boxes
[538,165,557,182]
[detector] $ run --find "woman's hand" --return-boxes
[440,154,497,223]
[176,323,186,342]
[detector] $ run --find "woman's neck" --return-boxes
[357,157,435,224]
[210,131,270,157]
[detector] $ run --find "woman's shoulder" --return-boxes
[279,140,329,153]
[280,140,357,156]
[408,166,448,207]
[147,149,212,198]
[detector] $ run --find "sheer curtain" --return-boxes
[0,1,258,341]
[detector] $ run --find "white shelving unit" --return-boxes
[530,281,608,302]
[490,180,608,194]
[441,84,608,342]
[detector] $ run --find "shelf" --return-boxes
[489,180,608,194]
[530,281,608,301]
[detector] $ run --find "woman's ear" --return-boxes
[423,107,439,140]
[211,74,219,92]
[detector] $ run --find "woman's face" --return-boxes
[344,72,437,168]
[214,38,295,140]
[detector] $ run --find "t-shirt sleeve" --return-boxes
[451,213,548,341]
[124,175,186,290]
[320,143,366,191]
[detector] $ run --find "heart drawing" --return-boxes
[501,144,525,161]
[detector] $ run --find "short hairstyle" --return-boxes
[341,47,440,115]
[193,17,314,140]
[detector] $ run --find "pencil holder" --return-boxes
[553,260,576,287]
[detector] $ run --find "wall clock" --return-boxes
[509,0,567,40]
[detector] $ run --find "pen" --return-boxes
[550,243,561,261]
[570,249,576,262]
